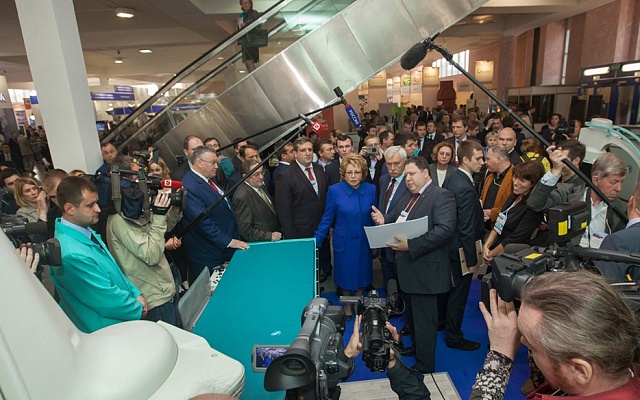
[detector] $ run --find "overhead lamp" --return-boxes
[622,62,640,73]
[239,70,246,74]
[115,7,135,18]
[138,49,152,54]
[217,56,224,60]
[115,58,123,64]
[583,66,610,76]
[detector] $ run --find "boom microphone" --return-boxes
[147,176,183,190]
[2,220,48,236]
[400,41,429,70]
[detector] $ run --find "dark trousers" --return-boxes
[404,293,438,373]
[380,248,395,292]
[444,273,473,346]
[319,238,332,275]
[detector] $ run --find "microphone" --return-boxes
[147,176,183,190]
[400,41,429,70]
[2,221,48,236]
[334,87,361,128]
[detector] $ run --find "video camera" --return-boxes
[1,215,62,266]
[482,201,640,311]
[264,298,351,400]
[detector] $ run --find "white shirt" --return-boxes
[384,173,404,212]
[296,160,318,194]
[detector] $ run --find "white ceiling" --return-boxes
[0,0,616,86]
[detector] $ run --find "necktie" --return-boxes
[404,193,420,214]
[384,178,396,212]
[209,179,230,208]
[258,188,275,214]
[305,167,314,181]
[419,138,424,151]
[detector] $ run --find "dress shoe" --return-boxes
[319,271,330,283]
[446,339,481,351]
[397,345,415,357]
[399,324,411,336]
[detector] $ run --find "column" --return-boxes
[15,0,101,173]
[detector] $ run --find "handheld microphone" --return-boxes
[147,176,183,190]
[345,104,361,128]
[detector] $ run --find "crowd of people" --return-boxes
[2,102,639,399]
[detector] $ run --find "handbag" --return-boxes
[239,28,268,48]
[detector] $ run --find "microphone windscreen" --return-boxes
[24,221,48,236]
[162,179,183,189]
[400,42,428,70]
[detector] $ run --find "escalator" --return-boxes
[104,0,487,167]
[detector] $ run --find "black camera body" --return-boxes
[1,214,62,266]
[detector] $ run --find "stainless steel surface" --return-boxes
[157,0,489,160]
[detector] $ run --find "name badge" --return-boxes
[494,211,507,235]
[591,229,608,248]
[396,210,409,223]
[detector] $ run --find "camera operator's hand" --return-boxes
[36,189,49,221]
[345,315,363,359]
[137,295,148,318]
[165,236,182,251]
[151,192,171,216]
[370,206,384,225]
[546,145,567,176]
[478,289,520,361]
[18,245,39,274]
[359,147,368,157]
[385,321,400,369]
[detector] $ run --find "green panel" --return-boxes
[192,239,317,399]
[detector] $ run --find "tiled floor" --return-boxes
[339,372,461,400]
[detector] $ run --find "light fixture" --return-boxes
[239,70,246,73]
[139,49,152,54]
[115,58,123,64]
[622,62,640,73]
[115,7,135,18]
[217,56,224,60]
[583,66,610,76]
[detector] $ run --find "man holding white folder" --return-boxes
[371,156,456,374]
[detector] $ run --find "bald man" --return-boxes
[497,127,522,165]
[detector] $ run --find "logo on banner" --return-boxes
[0,93,6,103]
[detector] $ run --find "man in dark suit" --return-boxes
[171,135,203,181]
[275,136,328,239]
[0,143,22,170]
[415,121,435,163]
[596,181,640,281]
[227,144,271,197]
[445,114,480,166]
[497,127,522,165]
[181,146,249,276]
[231,140,248,174]
[371,156,456,373]
[232,159,282,243]
[359,134,385,197]
[377,146,409,291]
[441,140,485,351]
[325,135,353,186]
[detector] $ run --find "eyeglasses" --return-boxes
[199,158,219,166]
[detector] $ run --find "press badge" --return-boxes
[591,229,608,248]
[396,210,409,223]
[494,211,507,235]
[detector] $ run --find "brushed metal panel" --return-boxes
[300,14,375,94]
[404,0,489,39]
[342,0,422,72]
[252,41,336,119]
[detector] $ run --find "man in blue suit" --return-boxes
[377,146,409,290]
[181,146,249,276]
[596,181,640,282]
[441,140,485,351]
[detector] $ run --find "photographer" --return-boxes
[470,270,640,399]
[345,315,431,400]
[106,155,183,327]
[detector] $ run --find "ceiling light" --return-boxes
[239,70,246,73]
[139,49,152,54]
[583,66,610,76]
[217,56,224,60]
[115,58,123,64]
[115,7,135,18]
[622,62,640,73]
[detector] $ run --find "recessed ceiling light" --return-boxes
[217,56,224,60]
[139,49,152,54]
[115,58,123,64]
[115,7,135,18]
[583,66,610,76]
[239,70,246,73]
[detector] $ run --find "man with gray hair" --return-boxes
[480,146,513,230]
[378,146,409,291]
[471,270,640,398]
[528,149,628,248]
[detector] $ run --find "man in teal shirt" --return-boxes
[51,176,146,333]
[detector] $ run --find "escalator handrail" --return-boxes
[101,0,295,145]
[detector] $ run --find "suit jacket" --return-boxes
[275,163,327,239]
[172,160,227,189]
[480,165,514,225]
[385,182,456,294]
[181,170,239,267]
[232,182,280,242]
[445,135,481,151]
[0,150,21,169]
[417,137,435,164]
[596,221,640,282]
[442,170,485,283]
[52,219,142,333]
[378,173,409,263]
[365,155,385,198]
[325,159,341,186]
[428,163,456,187]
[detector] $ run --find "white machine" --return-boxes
[578,118,640,201]
[0,231,244,400]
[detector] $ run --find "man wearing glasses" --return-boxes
[182,146,249,276]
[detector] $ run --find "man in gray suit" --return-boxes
[371,156,456,373]
[232,159,282,243]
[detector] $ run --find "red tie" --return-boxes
[384,178,396,212]
[208,179,219,193]
[305,167,314,181]
[404,193,420,214]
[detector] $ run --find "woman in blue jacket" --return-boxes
[315,154,376,317]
